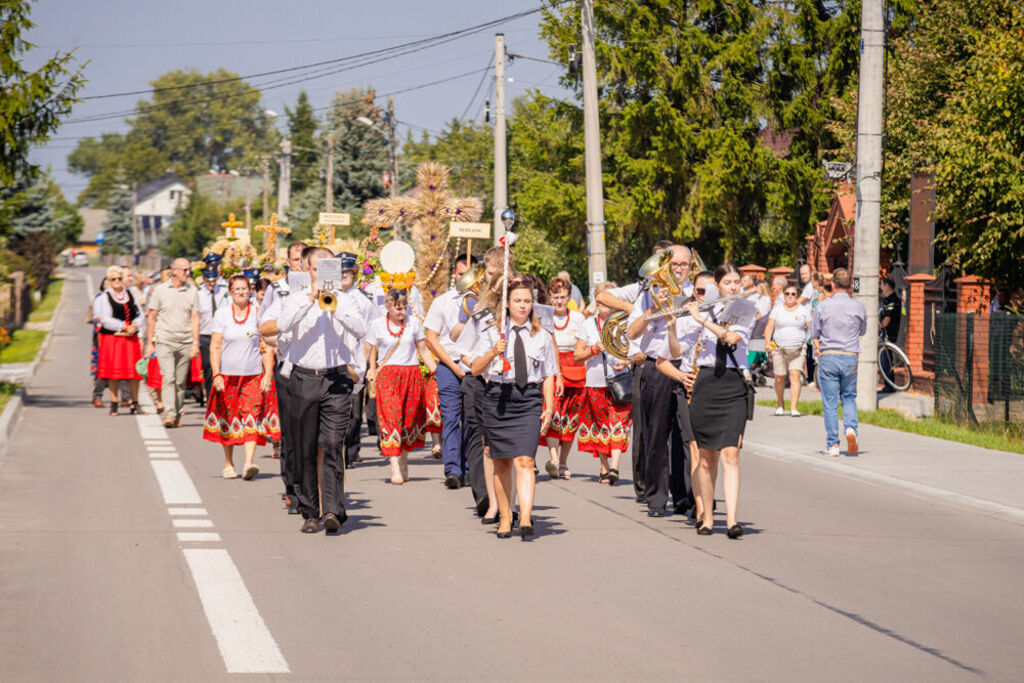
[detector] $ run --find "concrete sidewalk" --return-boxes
[744,403,1024,524]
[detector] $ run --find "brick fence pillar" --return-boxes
[955,275,992,405]
[739,264,766,283]
[904,273,934,383]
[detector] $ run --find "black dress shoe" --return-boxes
[647,509,668,518]
[481,515,499,525]
[727,524,743,539]
[673,503,690,516]
[496,530,512,539]
[519,525,534,540]
[444,474,461,489]
[635,494,647,504]
[323,512,342,533]
[697,525,713,536]
[300,518,319,533]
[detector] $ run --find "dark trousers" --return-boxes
[344,385,365,465]
[641,359,690,512]
[630,362,646,498]
[199,334,213,400]
[290,369,353,520]
[436,364,465,478]
[274,363,296,496]
[461,374,488,516]
[365,395,379,436]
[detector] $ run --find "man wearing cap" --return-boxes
[337,251,380,469]
[197,257,229,402]
[424,254,474,489]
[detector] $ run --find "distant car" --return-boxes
[72,252,89,267]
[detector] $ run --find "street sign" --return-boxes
[448,222,490,239]
[318,212,351,226]
[96,231,105,243]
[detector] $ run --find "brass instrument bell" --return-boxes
[600,310,632,361]
[456,262,486,317]
[318,290,338,312]
[639,250,681,310]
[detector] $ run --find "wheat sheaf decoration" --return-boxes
[362,162,482,310]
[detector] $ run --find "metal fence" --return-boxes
[934,312,1024,424]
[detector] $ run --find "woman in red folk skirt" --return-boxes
[541,277,586,480]
[573,283,632,484]
[96,266,145,416]
[203,275,280,481]
[365,289,438,485]
[423,371,443,458]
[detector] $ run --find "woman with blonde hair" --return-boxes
[95,266,145,415]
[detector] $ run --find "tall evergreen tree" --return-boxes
[325,87,390,210]
[102,181,134,254]
[285,90,319,193]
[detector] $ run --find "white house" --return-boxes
[134,172,191,248]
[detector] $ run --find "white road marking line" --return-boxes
[177,532,221,542]
[144,439,172,444]
[150,460,202,504]
[147,447,177,452]
[148,452,178,459]
[136,414,169,440]
[173,519,214,528]
[168,507,208,516]
[183,549,290,674]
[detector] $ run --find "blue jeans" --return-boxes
[435,364,465,477]
[817,353,859,448]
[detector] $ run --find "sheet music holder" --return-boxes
[287,271,311,292]
[316,258,342,292]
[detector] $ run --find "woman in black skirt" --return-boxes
[684,264,752,539]
[470,278,557,539]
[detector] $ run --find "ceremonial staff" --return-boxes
[497,207,516,372]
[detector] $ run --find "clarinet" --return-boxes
[687,338,702,405]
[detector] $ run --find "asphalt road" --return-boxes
[1,267,1022,681]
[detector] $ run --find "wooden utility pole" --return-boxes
[325,132,335,213]
[387,98,398,200]
[277,140,291,223]
[262,157,270,221]
[131,180,139,261]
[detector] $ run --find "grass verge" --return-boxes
[757,400,1024,455]
[0,381,20,413]
[28,278,64,323]
[0,329,48,364]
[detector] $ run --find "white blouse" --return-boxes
[211,305,262,376]
[576,317,622,388]
[470,319,558,384]
[694,304,753,369]
[365,316,425,367]
[551,310,585,352]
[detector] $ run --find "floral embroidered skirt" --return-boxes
[203,374,281,446]
[540,385,584,444]
[576,387,631,456]
[377,364,426,456]
[423,372,442,434]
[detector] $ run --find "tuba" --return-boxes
[600,310,632,361]
[455,262,486,316]
[639,249,682,309]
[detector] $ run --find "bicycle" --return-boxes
[810,335,913,392]
[878,334,913,392]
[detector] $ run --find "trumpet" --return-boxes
[641,290,756,321]
[318,290,337,312]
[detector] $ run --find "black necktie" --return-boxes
[513,325,528,388]
[715,339,729,377]
[210,287,217,315]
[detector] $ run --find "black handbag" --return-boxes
[603,351,633,405]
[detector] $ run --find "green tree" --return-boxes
[68,69,278,206]
[285,90,319,193]
[164,190,239,259]
[102,181,134,254]
[0,0,85,185]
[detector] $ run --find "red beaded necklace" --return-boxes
[553,311,570,330]
[232,302,251,325]
[386,315,405,338]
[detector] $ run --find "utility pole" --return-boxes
[277,140,291,223]
[244,173,252,230]
[325,132,335,213]
[131,180,139,263]
[581,0,607,296]
[262,156,270,221]
[853,0,885,411]
[492,32,507,245]
[387,98,398,200]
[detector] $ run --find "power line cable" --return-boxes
[459,54,495,121]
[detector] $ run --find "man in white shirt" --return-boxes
[424,254,474,489]
[337,251,380,469]
[274,247,368,534]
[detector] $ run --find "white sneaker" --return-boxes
[826,445,840,457]
[790,410,802,417]
[846,428,859,455]
[774,407,785,416]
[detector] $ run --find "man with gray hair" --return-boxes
[145,257,200,428]
[810,267,866,456]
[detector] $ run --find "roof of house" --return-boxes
[136,172,185,203]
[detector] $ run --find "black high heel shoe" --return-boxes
[109,400,118,416]
[481,514,499,525]
[697,524,713,536]
[129,401,146,415]
[727,524,743,539]
[519,524,534,540]
[496,529,512,539]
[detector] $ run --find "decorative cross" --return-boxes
[221,212,244,240]
[362,162,482,311]
[254,213,291,256]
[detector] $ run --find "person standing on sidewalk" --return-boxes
[809,267,866,457]
[146,258,200,428]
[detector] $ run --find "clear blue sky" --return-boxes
[26,0,570,200]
